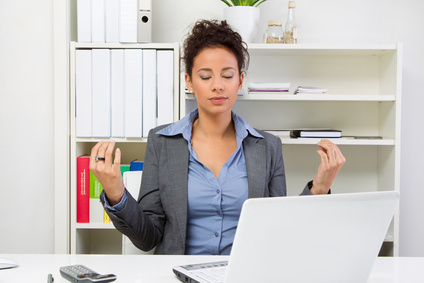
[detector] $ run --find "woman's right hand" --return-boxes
[90,141,125,206]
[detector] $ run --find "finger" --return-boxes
[90,141,106,169]
[97,142,109,162]
[104,141,116,167]
[113,147,122,173]
[317,149,329,169]
[318,139,339,164]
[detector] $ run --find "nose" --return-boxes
[212,77,224,92]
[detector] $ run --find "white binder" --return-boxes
[105,0,119,42]
[142,49,157,137]
[77,0,91,42]
[157,50,174,126]
[92,49,111,137]
[91,0,106,43]
[124,49,143,138]
[75,50,92,137]
[111,49,125,137]
[137,0,152,43]
[119,0,138,43]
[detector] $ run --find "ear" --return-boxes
[238,72,245,91]
[185,73,193,92]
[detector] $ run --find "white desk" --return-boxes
[1,254,423,282]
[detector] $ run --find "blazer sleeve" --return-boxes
[258,130,311,196]
[101,127,166,252]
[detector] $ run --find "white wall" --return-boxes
[0,0,423,256]
[0,0,55,253]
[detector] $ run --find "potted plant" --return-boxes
[220,0,267,6]
[221,0,268,42]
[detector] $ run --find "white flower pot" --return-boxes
[224,6,260,43]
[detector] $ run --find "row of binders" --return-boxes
[75,48,174,138]
[77,155,143,223]
[77,0,152,43]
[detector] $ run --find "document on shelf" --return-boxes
[294,86,328,94]
[248,82,290,94]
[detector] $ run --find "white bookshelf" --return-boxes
[70,43,401,256]
[69,42,180,254]
[182,43,402,256]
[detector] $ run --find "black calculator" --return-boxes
[59,265,117,282]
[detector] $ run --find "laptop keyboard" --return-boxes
[189,265,227,283]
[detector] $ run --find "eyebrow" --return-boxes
[196,67,237,73]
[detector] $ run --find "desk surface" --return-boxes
[1,254,423,282]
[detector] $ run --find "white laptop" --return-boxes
[173,191,399,283]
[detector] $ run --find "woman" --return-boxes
[90,20,345,255]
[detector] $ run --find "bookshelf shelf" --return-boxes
[76,223,116,229]
[279,137,396,146]
[75,137,149,143]
[186,93,396,102]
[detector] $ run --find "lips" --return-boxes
[209,96,227,104]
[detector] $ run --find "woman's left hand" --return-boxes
[310,139,346,195]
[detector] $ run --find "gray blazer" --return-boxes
[102,125,311,255]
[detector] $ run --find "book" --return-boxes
[120,164,131,176]
[76,155,90,223]
[294,86,328,94]
[75,49,92,137]
[91,49,111,137]
[142,49,157,137]
[104,211,111,223]
[123,171,143,200]
[130,160,144,171]
[89,171,104,223]
[290,129,342,138]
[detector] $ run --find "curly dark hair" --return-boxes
[182,19,250,78]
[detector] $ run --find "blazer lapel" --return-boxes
[244,135,267,198]
[166,136,189,244]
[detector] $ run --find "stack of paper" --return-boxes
[294,86,328,94]
[248,82,290,94]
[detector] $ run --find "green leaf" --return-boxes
[254,0,267,6]
[220,0,232,6]
[222,0,267,6]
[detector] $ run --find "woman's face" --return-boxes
[185,47,244,117]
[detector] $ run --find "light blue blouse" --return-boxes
[157,108,263,255]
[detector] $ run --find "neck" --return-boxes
[193,109,234,139]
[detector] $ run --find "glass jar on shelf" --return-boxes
[285,1,298,44]
[264,20,285,44]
